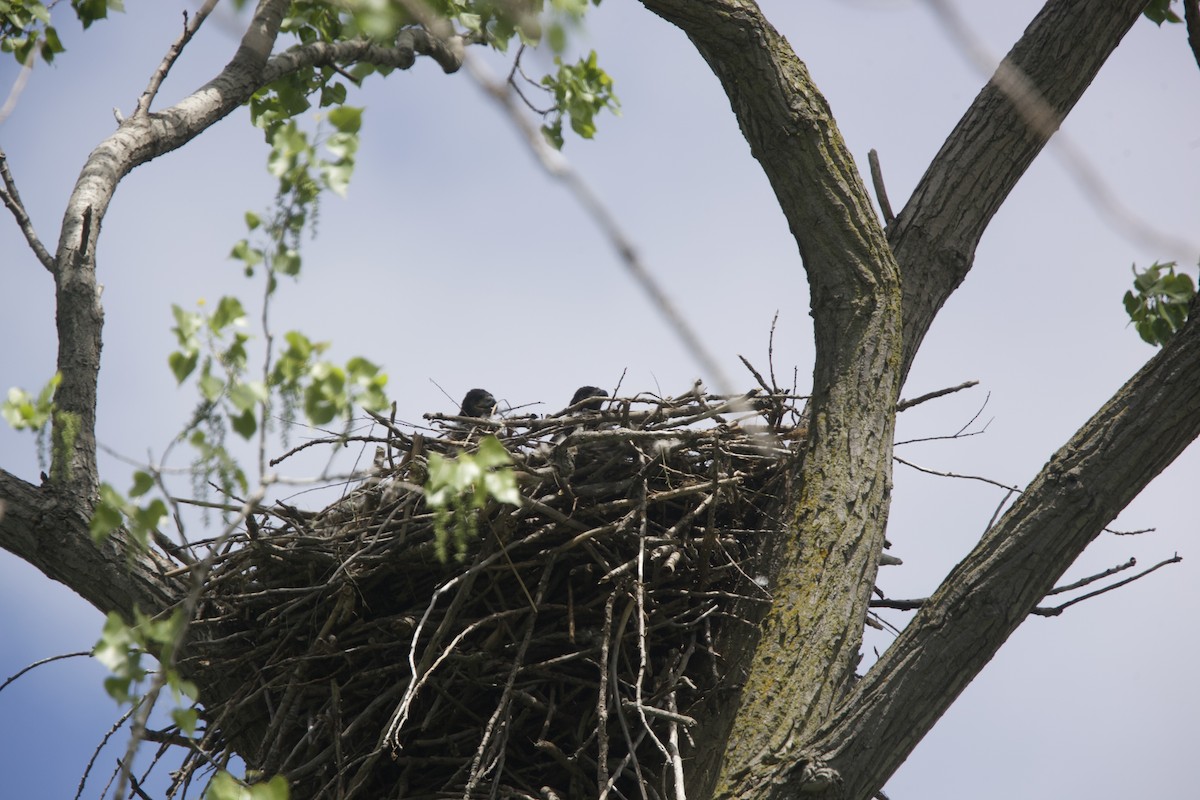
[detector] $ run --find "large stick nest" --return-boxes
[181,386,806,799]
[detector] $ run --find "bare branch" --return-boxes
[867,149,895,227]
[0,148,55,272]
[462,51,734,394]
[892,0,1152,378]
[809,302,1200,800]
[0,468,183,619]
[893,455,1020,492]
[135,2,220,117]
[1034,555,1182,615]
[1044,557,1137,596]
[869,598,924,612]
[923,0,1196,259]
[896,379,979,412]
[0,651,92,695]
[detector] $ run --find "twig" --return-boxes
[0,148,55,272]
[597,590,615,794]
[1105,525,1156,536]
[982,487,1017,534]
[113,484,269,800]
[462,51,734,394]
[1033,554,1182,615]
[867,149,895,227]
[924,0,1199,259]
[0,47,33,126]
[893,455,1020,492]
[1045,557,1136,596]
[665,693,688,800]
[895,380,979,412]
[74,704,139,800]
[0,651,91,694]
[136,2,220,117]
[868,598,925,611]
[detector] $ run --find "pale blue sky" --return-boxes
[2,1,1197,797]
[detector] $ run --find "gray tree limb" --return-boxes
[810,303,1200,800]
[0,469,182,618]
[635,1,1179,798]
[2,4,470,621]
[635,2,901,797]
[890,0,1150,376]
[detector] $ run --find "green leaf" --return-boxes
[327,105,362,134]
[129,470,155,497]
[211,296,247,332]
[173,707,199,737]
[1123,261,1195,346]
[169,350,199,384]
[171,304,203,347]
[319,81,347,107]
[199,372,225,402]
[90,483,126,543]
[231,408,258,439]
[205,771,290,800]
[274,248,301,276]
[2,372,59,431]
[228,380,268,413]
[1143,0,1182,25]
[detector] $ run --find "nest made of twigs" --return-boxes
[181,386,806,800]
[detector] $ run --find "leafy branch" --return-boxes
[1123,260,1196,346]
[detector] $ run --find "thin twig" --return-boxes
[0,148,55,271]
[893,455,1019,492]
[867,148,895,227]
[462,51,734,394]
[75,704,139,800]
[0,47,33,126]
[0,651,91,694]
[1033,554,1182,615]
[895,380,979,412]
[136,2,220,116]
[1045,557,1136,596]
[924,0,1199,259]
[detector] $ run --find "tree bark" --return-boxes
[809,301,1200,799]
[0,1,469,614]
[636,2,902,797]
[2,2,1195,799]
[635,1,1171,798]
[891,0,1150,376]
[0,469,181,617]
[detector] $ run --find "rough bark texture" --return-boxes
[0,470,181,617]
[636,1,1162,798]
[808,301,1200,799]
[890,0,1150,374]
[636,2,901,797]
[2,0,466,617]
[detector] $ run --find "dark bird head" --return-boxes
[569,386,608,412]
[459,388,498,419]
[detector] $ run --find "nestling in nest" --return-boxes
[182,384,807,800]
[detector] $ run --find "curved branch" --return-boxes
[810,309,1200,799]
[0,468,182,618]
[50,1,467,501]
[890,0,1149,377]
[0,148,54,271]
[637,2,901,797]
